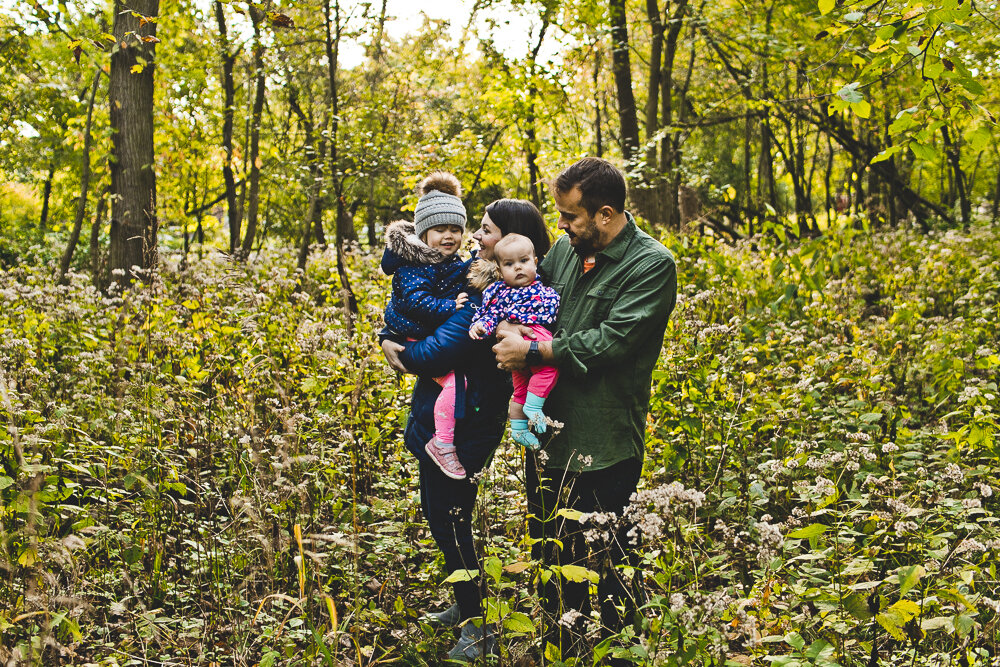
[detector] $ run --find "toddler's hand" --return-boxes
[469,322,486,339]
[455,292,469,310]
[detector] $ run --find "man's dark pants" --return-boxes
[526,455,644,657]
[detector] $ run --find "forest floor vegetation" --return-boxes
[1,219,998,665]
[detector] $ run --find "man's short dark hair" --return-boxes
[552,157,627,216]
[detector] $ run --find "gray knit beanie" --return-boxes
[414,171,467,239]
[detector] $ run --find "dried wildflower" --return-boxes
[958,385,982,403]
[814,476,836,496]
[558,609,584,629]
[955,538,985,554]
[942,463,964,483]
[886,498,910,515]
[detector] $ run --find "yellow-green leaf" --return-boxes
[18,546,37,567]
[558,564,599,583]
[504,611,535,633]
[443,568,478,583]
[818,0,835,15]
[898,564,925,596]
[876,612,907,640]
[789,523,827,539]
[890,599,920,622]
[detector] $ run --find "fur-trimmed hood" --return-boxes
[466,257,500,292]
[380,220,445,274]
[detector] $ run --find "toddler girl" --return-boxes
[381,172,470,479]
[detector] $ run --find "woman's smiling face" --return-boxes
[472,212,503,261]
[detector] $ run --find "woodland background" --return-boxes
[1,0,999,664]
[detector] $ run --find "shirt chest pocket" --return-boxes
[582,284,618,325]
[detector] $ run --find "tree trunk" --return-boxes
[644,0,663,169]
[239,13,266,258]
[824,135,834,224]
[109,0,158,283]
[39,162,55,231]
[297,191,323,272]
[940,124,971,228]
[659,0,687,228]
[524,15,550,209]
[288,85,327,261]
[324,0,358,313]
[365,0,388,249]
[744,114,754,237]
[609,0,640,165]
[90,185,109,287]
[793,106,952,228]
[214,0,240,253]
[58,68,102,285]
[593,40,603,157]
[992,147,1000,224]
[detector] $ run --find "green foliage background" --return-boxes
[2,0,1000,663]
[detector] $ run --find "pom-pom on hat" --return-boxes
[414,171,467,239]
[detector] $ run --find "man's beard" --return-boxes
[569,218,601,257]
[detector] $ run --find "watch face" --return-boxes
[527,341,540,364]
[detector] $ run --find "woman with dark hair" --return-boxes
[380,197,549,661]
[473,198,551,261]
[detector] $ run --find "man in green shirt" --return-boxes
[494,157,677,659]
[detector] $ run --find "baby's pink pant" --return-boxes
[511,325,559,405]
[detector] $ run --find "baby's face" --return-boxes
[497,239,537,288]
[424,225,464,257]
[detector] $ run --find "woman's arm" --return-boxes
[381,339,409,373]
[399,296,482,378]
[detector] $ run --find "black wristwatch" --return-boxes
[525,340,541,366]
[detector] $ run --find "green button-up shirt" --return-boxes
[538,214,677,472]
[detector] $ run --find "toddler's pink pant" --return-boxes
[407,336,463,447]
[511,325,559,405]
[432,372,462,446]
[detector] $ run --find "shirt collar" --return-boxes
[595,212,637,264]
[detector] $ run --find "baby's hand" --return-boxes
[469,322,486,339]
[455,292,469,310]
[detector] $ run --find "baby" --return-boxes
[470,234,560,450]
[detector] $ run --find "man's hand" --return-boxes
[493,321,532,370]
[496,320,536,341]
[381,339,410,374]
[455,292,469,310]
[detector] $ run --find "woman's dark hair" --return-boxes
[484,198,551,258]
[552,156,627,215]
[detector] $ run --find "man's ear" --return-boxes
[598,205,615,223]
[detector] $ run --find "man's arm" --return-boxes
[495,256,676,375]
[494,322,551,369]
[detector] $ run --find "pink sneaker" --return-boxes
[425,437,467,480]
